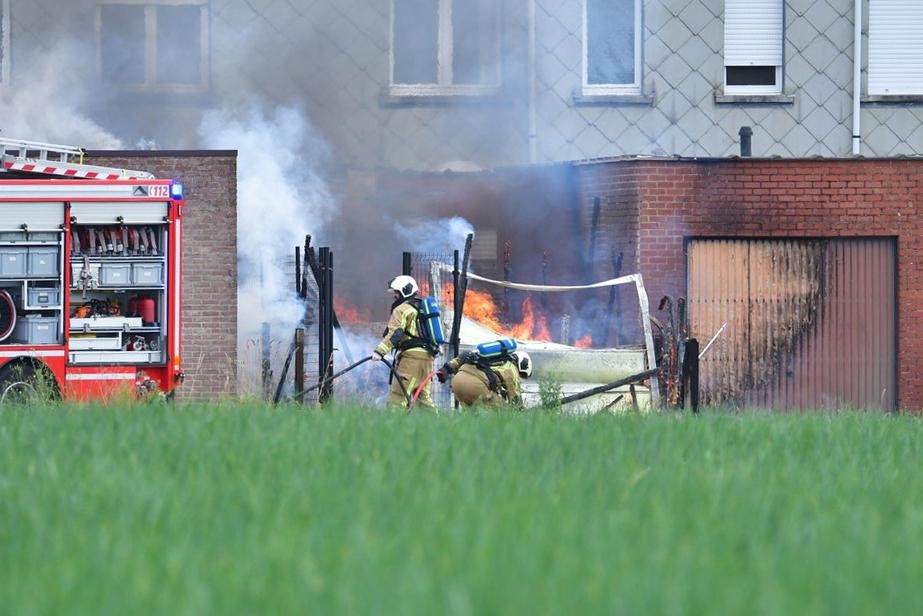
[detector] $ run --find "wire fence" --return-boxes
[409,250,457,409]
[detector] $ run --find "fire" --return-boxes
[462,289,551,342]
[574,334,593,348]
[333,297,366,323]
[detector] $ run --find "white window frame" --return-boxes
[1,0,11,88]
[723,0,783,96]
[389,0,501,97]
[95,0,209,94]
[581,0,643,96]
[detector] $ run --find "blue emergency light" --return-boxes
[170,182,184,199]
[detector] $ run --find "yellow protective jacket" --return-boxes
[375,299,433,358]
[447,354,522,405]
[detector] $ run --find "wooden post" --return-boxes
[294,327,305,403]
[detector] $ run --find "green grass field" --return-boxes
[2,404,923,614]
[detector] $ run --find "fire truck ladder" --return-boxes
[0,138,155,180]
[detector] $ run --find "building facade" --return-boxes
[2,0,922,171]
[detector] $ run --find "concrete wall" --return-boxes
[87,151,239,400]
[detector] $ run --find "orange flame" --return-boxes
[574,334,593,348]
[333,297,366,323]
[462,289,552,342]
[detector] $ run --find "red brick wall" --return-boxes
[87,152,238,400]
[579,158,923,411]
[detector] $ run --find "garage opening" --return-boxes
[687,238,896,411]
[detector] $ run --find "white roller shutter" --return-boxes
[70,202,169,225]
[0,202,64,230]
[869,0,923,95]
[724,0,783,66]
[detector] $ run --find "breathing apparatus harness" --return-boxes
[387,296,440,356]
[452,350,511,397]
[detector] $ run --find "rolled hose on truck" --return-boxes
[0,290,16,342]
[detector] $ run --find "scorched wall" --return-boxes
[577,158,923,412]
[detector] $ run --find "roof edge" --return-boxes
[85,150,238,158]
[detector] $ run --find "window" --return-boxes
[390,0,500,96]
[582,0,642,95]
[1,0,10,87]
[96,0,209,93]
[723,0,783,95]
[869,0,923,96]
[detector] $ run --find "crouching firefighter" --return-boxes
[436,338,533,408]
[372,275,439,409]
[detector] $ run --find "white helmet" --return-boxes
[388,275,419,299]
[514,351,532,378]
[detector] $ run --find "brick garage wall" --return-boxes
[582,158,923,412]
[87,152,238,400]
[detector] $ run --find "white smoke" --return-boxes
[393,216,475,255]
[0,47,122,148]
[199,106,333,356]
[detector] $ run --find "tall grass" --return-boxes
[2,404,923,614]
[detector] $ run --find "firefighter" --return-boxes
[436,347,533,408]
[371,275,437,409]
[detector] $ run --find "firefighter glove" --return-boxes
[436,368,448,384]
[371,351,384,362]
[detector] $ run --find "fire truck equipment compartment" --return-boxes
[28,231,59,243]
[0,248,27,276]
[70,316,143,329]
[70,262,100,287]
[100,263,130,286]
[69,336,122,351]
[27,247,59,276]
[27,287,60,308]
[12,315,58,345]
[131,263,163,286]
[0,231,26,242]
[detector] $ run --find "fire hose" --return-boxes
[295,356,372,399]
[407,370,442,413]
[281,355,411,405]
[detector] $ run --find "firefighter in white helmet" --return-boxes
[436,347,532,408]
[372,275,437,409]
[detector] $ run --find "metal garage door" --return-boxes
[687,238,896,411]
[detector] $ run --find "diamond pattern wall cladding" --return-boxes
[9,0,923,169]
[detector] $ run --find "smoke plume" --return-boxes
[0,47,122,148]
[199,105,333,350]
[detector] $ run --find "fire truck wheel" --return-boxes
[0,362,60,406]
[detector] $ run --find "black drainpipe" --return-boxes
[739,126,753,157]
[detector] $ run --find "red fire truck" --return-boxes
[0,139,184,402]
